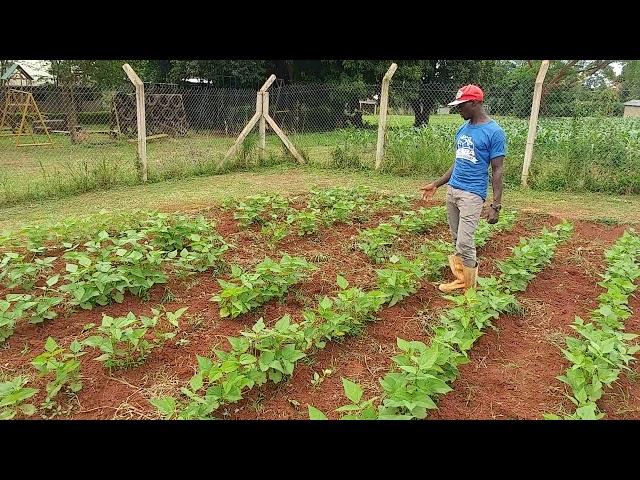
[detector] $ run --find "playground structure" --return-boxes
[0,84,192,147]
[0,88,53,147]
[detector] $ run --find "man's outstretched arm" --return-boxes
[421,162,455,199]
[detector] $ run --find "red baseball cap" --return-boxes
[448,84,484,106]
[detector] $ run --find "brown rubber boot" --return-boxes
[438,278,465,292]
[463,261,479,290]
[439,255,467,292]
[448,254,465,282]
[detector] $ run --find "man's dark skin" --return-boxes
[420,100,504,224]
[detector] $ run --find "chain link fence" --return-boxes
[135,83,256,179]
[0,84,135,141]
[0,83,140,206]
[2,73,640,207]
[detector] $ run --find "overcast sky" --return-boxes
[12,60,630,80]
[611,62,623,75]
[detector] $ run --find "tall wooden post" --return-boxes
[375,63,398,170]
[122,63,147,182]
[259,93,267,160]
[259,75,275,162]
[521,60,550,188]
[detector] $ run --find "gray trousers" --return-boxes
[446,185,484,268]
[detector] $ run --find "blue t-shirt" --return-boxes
[448,119,506,201]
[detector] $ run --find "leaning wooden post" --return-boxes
[260,75,305,164]
[122,63,147,182]
[263,109,305,164]
[224,74,305,166]
[375,63,398,170]
[223,91,263,164]
[521,60,550,188]
[223,74,275,164]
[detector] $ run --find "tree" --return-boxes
[525,60,616,104]
[0,59,14,77]
[166,60,269,88]
[389,60,498,127]
[619,61,640,102]
[49,60,142,88]
[49,61,82,142]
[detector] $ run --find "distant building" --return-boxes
[623,100,640,118]
[1,61,55,88]
[359,98,378,115]
[0,63,33,88]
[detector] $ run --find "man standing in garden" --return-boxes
[420,84,506,292]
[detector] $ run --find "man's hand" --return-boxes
[488,206,499,224]
[420,182,438,200]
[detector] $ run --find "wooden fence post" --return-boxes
[259,95,267,160]
[224,74,305,166]
[223,92,263,164]
[375,62,398,170]
[521,60,550,188]
[122,63,147,182]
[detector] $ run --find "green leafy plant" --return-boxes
[287,210,320,236]
[308,378,379,420]
[143,213,230,274]
[0,375,38,420]
[376,255,423,306]
[211,255,316,319]
[378,338,454,419]
[59,230,166,309]
[31,337,85,408]
[240,315,308,383]
[358,223,399,263]
[0,252,57,290]
[0,293,63,343]
[83,307,186,371]
[392,206,447,234]
[260,222,290,248]
[233,193,291,228]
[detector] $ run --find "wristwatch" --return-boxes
[490,203,502,212]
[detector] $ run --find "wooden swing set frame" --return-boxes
[0,87,53,146]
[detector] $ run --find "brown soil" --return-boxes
[1,201,638,421]
[431,220,627,420]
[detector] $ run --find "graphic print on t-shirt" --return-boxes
[456,135,477,164]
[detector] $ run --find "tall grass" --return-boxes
[0,132,295,207]
[327,116,640,194]
[2,115,640,208]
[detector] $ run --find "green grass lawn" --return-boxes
[1,115,445,202]
[0,129,346,207]
[1,164,638,235]
[2,113,639,216]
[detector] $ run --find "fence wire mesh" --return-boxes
[137,83,256,175]
[2,72,640,208]
[0,83,140,206]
